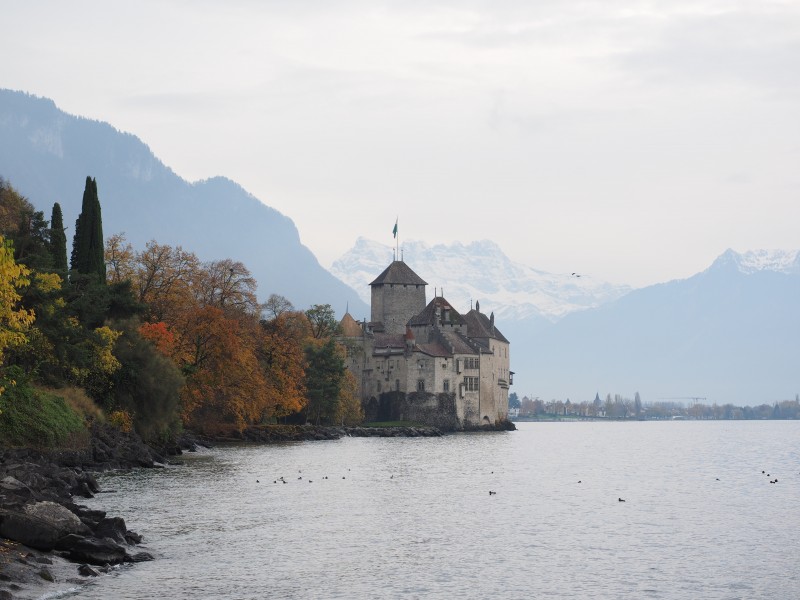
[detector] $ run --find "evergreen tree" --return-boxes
[49,202,68,272]
[70,177,106,281]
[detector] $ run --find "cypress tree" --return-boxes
[70,176,106,281]
[49,202,68,272]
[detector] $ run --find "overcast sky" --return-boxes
[3,0,799,287]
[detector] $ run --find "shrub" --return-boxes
[108,409,133,433]
[0,384,88,449]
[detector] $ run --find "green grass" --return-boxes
[0,384,89,449]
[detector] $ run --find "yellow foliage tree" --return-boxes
[336,370,364,426]
[0,236,35,398]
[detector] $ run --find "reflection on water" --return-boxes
[67,422,800,599]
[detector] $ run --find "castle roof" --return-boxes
[372,333,406,350]
[369,261,428,286]
[407,296,465,327]
[463,308,509,344]
[415,342,451,357]
[339,312,363,337]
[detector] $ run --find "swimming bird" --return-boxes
[256,479,260,483]
[578,480,582,484]
[618,498,626,502]
[489,491,496,495]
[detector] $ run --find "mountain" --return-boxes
[331,237,631,322]
[0,89,367,316]
[334,240,798,405]
[528,249,800,405]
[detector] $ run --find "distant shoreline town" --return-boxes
[510,393,800,421]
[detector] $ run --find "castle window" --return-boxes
[396,379,400,391]
[417,379,425,392]
[443,379,450,392]
[464,376,479,391]
[377,381,382,393]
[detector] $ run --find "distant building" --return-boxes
[339,259,512,429]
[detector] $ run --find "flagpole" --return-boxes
[393,216,399,261]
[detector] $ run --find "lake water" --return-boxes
[57,421,799,599]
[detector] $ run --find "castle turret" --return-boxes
[369,260,427,335]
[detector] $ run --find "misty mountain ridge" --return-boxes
[526,248,799,404]
[0,89,367,315]
[332,237,632,322]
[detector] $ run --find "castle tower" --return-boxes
[369,260,427,335]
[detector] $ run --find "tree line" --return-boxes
[0,176,363,446]
[512,391,800,420]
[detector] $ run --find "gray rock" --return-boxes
[127,551,154,562]
[78,564,100,577]
[0,509,62,551]
[24,501,91,536]
[94,516,128,544]
[65,536,128,566]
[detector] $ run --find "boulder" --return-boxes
[24,501,91,537]
[78,564,100,577]
[127,551,154,562]
[64,536,128,566]
[94,517,128,544]
[0,510,62,551]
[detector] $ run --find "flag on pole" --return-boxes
[392,218,398,239]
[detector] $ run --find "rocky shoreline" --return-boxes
[0,420,514,598]
[0,423,166,599]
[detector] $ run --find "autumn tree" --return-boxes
[336,370,364,426]
[177,305,269,433]
[262,293,294,320]
[257,311,308,419]
[105,233,135,284]
[134,241,200,322]
[195,259,258,315]
[0,236,35,396]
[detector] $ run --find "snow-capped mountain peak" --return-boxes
[330,238,632,322]
[711,248,800,275]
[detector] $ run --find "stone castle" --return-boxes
[339,259,512,429]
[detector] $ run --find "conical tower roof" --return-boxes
[369,261,427,286]
[339,312,363,337]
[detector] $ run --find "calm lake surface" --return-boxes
[58,421,799,599]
